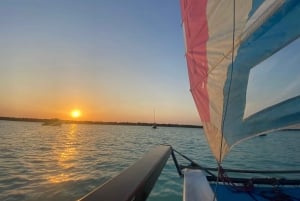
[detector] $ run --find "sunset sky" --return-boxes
[1,1,299,125]
[0,1,200,124]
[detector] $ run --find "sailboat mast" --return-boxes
[152,109,157,129]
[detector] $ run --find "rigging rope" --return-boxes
[214,0,236,200]
[172,148,217,178]
[219,0,236,163]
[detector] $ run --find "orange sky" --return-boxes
[0,1,201,125]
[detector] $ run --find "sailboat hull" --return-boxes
[211,183,300,201]
[183,168,300,201]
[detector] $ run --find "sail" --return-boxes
[180,0,300,161]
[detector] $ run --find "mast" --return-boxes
[152,109,157,129]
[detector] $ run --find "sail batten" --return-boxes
[181,0,300,161]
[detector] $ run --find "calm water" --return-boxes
[0,120,299,201]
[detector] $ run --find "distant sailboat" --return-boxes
[152,109,157,129]
[152,123,157,129]
[42,118,62,126]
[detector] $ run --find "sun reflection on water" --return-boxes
[47,124,78,183]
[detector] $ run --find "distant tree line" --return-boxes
[0,116,202,128]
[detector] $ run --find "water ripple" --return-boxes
[0,121,299,201]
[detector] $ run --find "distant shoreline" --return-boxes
[0,116,203,129]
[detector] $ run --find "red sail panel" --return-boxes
[180,0,210,122]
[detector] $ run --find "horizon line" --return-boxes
[0,116,203,128]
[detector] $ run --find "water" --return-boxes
[0,120,299,201]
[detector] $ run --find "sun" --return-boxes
[71,109,81,118]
